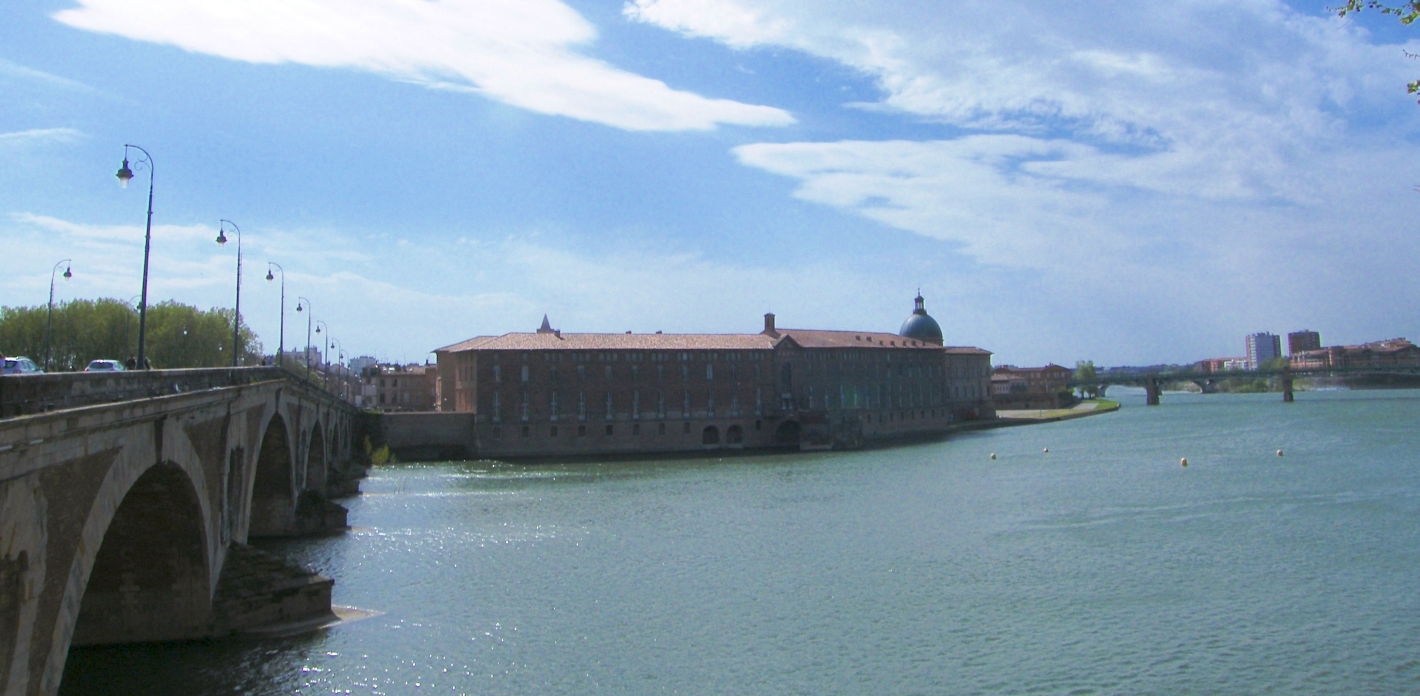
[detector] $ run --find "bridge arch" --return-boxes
[70,463,211,646]
[248,412,295,537]
[41,447,214,694]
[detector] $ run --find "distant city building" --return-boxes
[1245,332,1281,370]
[1197,357,1249,373]
[990,364,1075,409]
[1291,338,1420,370]
[349,355,378,372]
[361,363,439,411]
[433,295,994,456]
[1287,330,1321,356]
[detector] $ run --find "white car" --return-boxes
[1,357,43,375]
[84,359,126,372]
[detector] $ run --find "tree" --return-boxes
[1074,360,1100,399]
[1335,1,1420,102]
[0,298,262,371]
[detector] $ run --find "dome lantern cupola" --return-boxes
[899,292,943,345]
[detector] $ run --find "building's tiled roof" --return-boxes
[995,363,1071,373]
[436,329,990,355]
[776,328,943,350]
[438,332,776,352]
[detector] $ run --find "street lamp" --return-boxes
[316,320,328,375]
[216,220,242,368]
[44,259,72,372]
[116,144,155,369]
[266,262,284,367]
[296,297,312,380]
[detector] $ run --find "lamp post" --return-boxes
[44,259,72,372]
[329,338,344,399]
[296,297,312,380]
[316,320,328,376]
[125,294,141,361]
[215,220,242,368]
[266,262,284,367]
[116,144,155,369]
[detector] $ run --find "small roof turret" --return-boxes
[536,314,555,334]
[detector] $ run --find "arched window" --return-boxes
[550,391,559,421]
[605,392,613,420]
[492,392,501,422]
[578,390,587,421]
[633,390,640,420]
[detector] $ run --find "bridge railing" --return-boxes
[0,366,359,419]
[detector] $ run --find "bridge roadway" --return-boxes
[1070,365,1420,405]
[0,367,364,696]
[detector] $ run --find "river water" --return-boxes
[62,390,1420,695]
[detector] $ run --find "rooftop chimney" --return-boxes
[763,313,778,337]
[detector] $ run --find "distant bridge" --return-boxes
[1,367,364,696]
[1071,365,1420,405]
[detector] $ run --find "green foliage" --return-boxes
[1335,1,1420,101]
[0,298,262,371]
[1074,360,1101,399]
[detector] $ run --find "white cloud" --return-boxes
[0,128,84,147]
[53,0,794,132]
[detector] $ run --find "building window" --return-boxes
[681,364,689,380]
[550,366,558,382]
[633,423,640,436]
[631,365,639,381]
[731,394,740,417]
[578,424,586,437]
[682,390,690,418]
[605,424,614,436]
[521,390,529,422]
[493,366,501,383]
[493,426,502,439]
[657,365,664,381]
[683,421,690,434]
[521,365,529,382]
[578,365,586,382]
[706,364,714,381]
[605,393,613,420]
[550,425,558,437]
[755,387,762,416]
[521,425,530,437]
[578,391,587,421]
[493,392,501,422]
[707,392,715,417]
[657,390,666,419]
[605,365,613,381]
[633,391,640,420]
[550,391,559,421]
[755,419,762,431]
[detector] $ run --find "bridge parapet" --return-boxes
[0,366,350,419]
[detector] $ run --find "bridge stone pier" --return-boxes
[0,369,362,696]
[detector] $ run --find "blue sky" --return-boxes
[3,0,1418,366]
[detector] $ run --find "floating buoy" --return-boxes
[1180,457,1188,467]
[1276,449,1284,457]
[990,453,997,460]
[1043,447,1049,453]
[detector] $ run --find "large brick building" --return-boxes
[434,296,994,457]
[990,364,1075,409]
[1290,338,1420,369]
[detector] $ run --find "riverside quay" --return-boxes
[433,295,994,457]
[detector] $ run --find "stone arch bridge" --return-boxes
[0,368,364,696]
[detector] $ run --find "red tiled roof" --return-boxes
[436,329,991,354]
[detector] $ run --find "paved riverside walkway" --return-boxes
[995,399,1119,423]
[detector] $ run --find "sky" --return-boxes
[2,0,1418,367]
